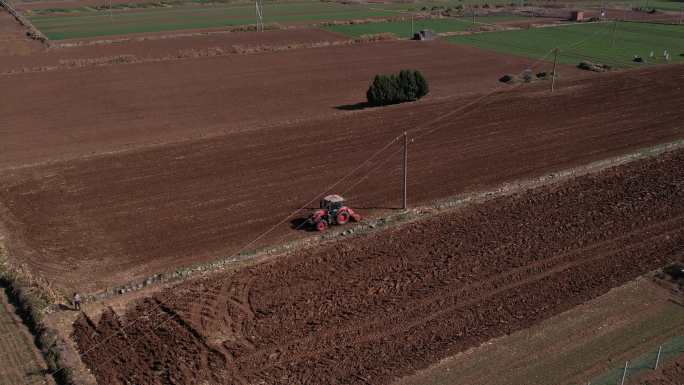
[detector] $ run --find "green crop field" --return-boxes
[27,0,524,40]
[25,0,684,40]
[449,22,684,68]
[324,15,526,38]
[28,1,402,39]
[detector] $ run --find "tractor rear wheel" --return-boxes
[336,211,350,225]
[316,220,328,232]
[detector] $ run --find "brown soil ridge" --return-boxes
[0,34,399,75]
[72,147,684,385]
[0,27,349,73]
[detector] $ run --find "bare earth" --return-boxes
[0,64,681,293]
[72,148,684,385]
[0,39,568,169]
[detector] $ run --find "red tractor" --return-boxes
[307,194,361,231]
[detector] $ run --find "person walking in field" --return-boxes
[73,293,81,311]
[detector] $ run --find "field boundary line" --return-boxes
[80,138,684,302]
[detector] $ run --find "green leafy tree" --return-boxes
[366,70,429,106]
[389,74,404,103]
[367,75,393,106]
[398,70,419,101]
[414,70,429,99]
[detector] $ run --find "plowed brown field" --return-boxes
[1,64,682,293]
[0,39,574,169]
[73,147,684,385]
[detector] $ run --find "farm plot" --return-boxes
[0,40,560,169]
[324,15,527,38]
[0,64,681,294]
[0,27,349,73]
[26,1,400,39]
[0,288,50,385]
[449,21,684,67]
[72,147,684,385]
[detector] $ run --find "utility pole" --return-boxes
[655,345,663,369]
[402,132,408,210]
[472,5,476,24]
[610,19,618,47]
[620,361,629,385]
[255,0,264,32]
[411,14,414,37]
[551,47,559,92]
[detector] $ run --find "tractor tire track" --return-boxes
[74,148,684,385]
[228,216,684,377]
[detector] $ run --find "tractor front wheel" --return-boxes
[336,211,350,225]
[316,220,328,232]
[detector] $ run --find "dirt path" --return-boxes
[72,147,684,385]
[0,287,51,385]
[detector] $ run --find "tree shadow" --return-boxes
[334,101,373,111]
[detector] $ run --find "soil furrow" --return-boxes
[74,147,684,385]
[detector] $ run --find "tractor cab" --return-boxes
[308,194,361,232]
[320,194,345,211]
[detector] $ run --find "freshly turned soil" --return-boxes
[73,148,684,385]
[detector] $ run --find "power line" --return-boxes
[54,28,610,377]
[50,132,404,379]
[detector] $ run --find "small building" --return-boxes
[413,29,436,41]
[571,11,584,21]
